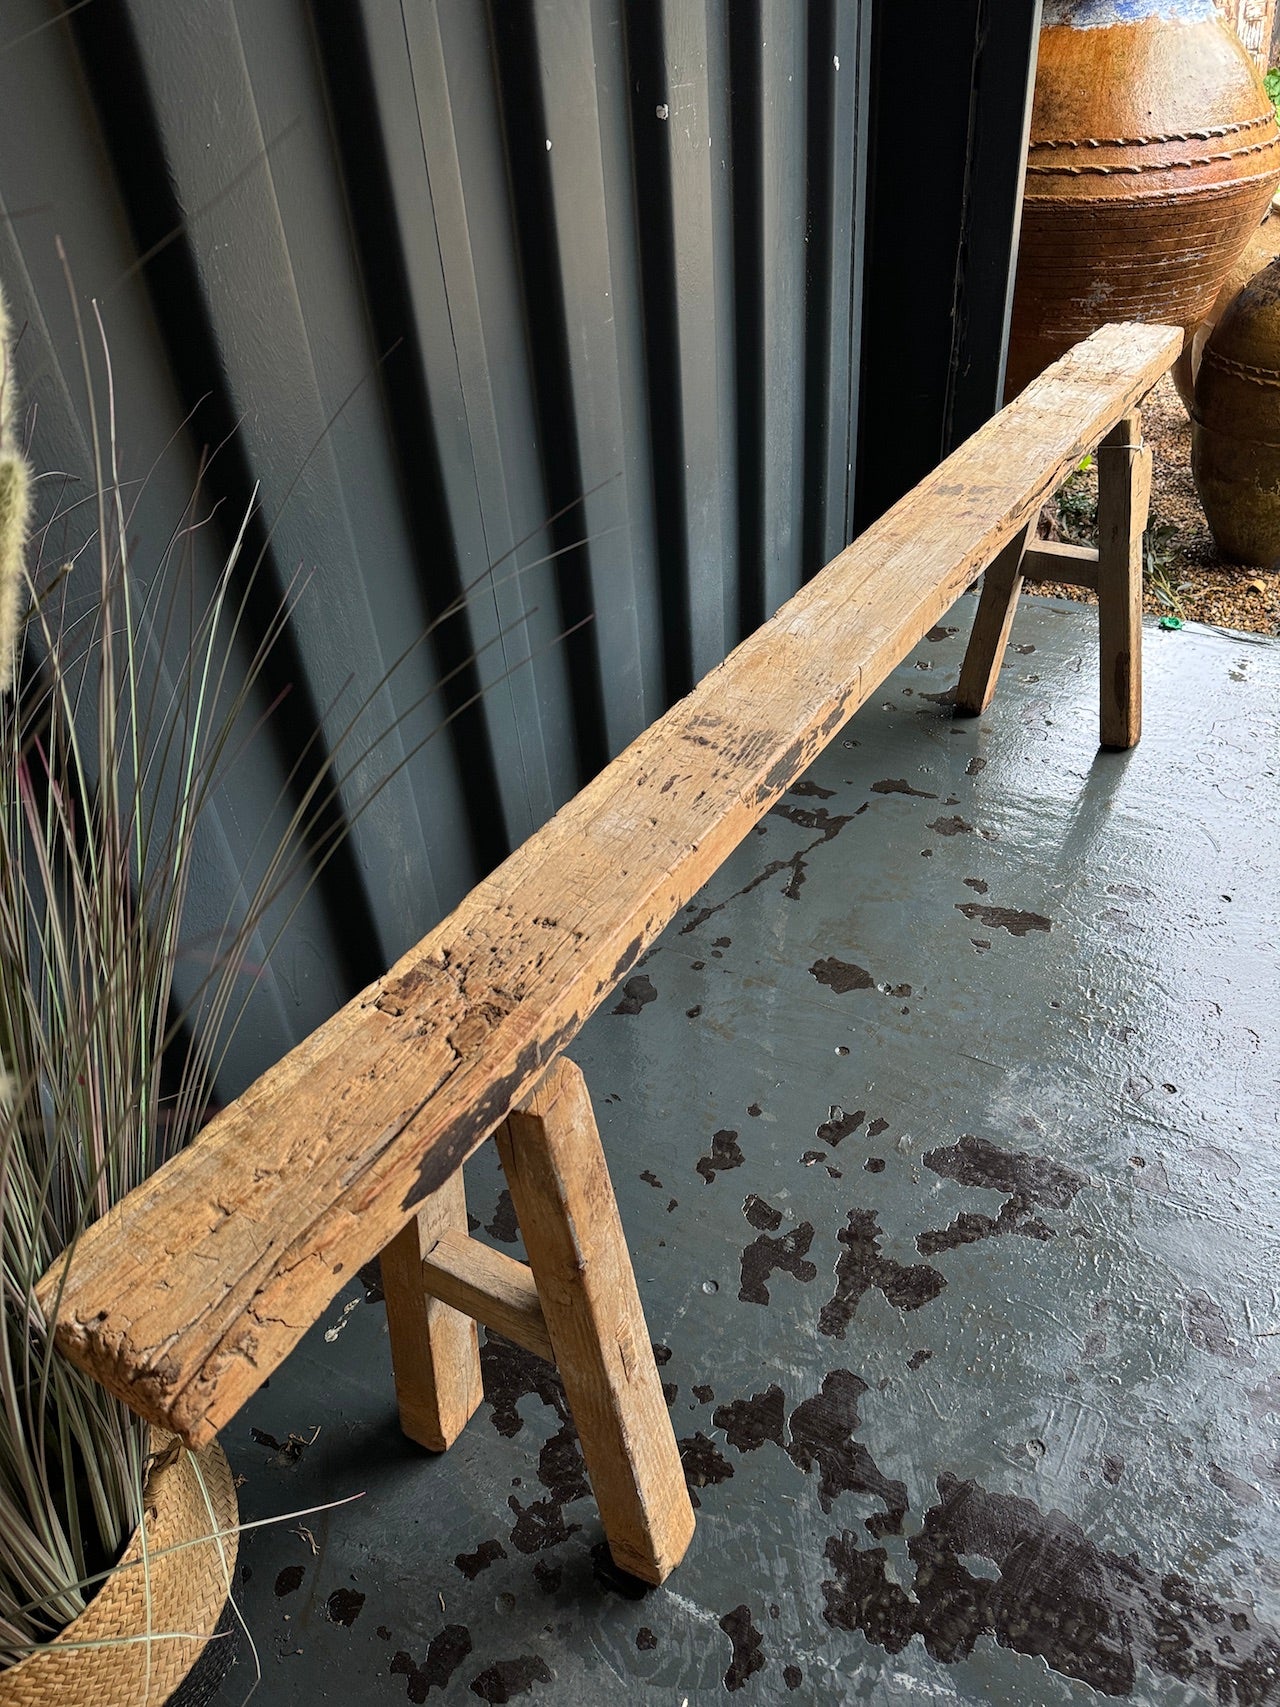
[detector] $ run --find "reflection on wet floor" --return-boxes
[213,597,1280,1706]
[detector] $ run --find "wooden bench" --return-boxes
[37,322,1180,1586]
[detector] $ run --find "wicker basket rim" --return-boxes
[0,1432,238,1707]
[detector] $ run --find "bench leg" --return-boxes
[954,520,1035,716]
[1096,411,1152,750]
[381,1171,484,1451]
[496,1058,695,1585]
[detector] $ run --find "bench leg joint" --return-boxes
[378,1058,695,1584]
[497,1058,695,1585]
[381,1171,483,1453]
[954,520,1035,716]
[1097,410,1152,750]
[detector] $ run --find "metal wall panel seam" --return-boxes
[64,0,392,1072]
[402,0,580,827]
[525,0,666,760]
[622,0,697,706]
[0,0,1038,1101]
[757,0,810,620]
[106,0,475,972]
[726,0,765,640]
[853,0,1040,527]
[486,0,612,785]
[941,0,1043,445]
[655,0,740,681]
[0,0,354,1091]
[202,0,492,935]
[344,0,550,853]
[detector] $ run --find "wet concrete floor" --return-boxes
[210,597,1279,1706]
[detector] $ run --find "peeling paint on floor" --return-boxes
[211,598,1279,1705]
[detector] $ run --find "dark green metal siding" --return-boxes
[0,0,1038,1092]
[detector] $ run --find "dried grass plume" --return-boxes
[0,281,30,692]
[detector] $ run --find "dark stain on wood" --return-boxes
[1114,652,1130,718]
[400,1020,580,1213]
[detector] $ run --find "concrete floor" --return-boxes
[209,596,1280,1707]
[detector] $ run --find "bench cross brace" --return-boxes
[379,1056,694,1586]
[956,410,1154,748]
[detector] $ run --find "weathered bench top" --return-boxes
[38,322,1181,1448]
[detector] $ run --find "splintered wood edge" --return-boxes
[37,322,1182,1448]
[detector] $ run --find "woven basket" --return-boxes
[0,1432,238,1707]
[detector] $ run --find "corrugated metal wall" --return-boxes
[0,0,1038,1094]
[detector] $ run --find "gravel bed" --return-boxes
[1030,371,1280,636]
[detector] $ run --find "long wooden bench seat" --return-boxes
[37,322,1181,1585]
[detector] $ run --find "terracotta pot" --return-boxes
[1007,0,1280,400]
[1172,200,1280,407]
[0,1434,238,1707]
[1192,256,1280,563]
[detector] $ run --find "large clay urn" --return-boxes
[1172,198,1280,408]
[1191,257,1280,564]
[1007,0,1280,400]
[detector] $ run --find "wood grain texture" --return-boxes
[420,1230,553,1364]
[496,1059,694,1584]
[1097,411,1153,748]
[35,321,1182,1449]
[953,521,1035,716]
[1020,540,1099,589]
[380,1172,482,1451]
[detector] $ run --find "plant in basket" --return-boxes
[0,272,559,1703]
[0,267,262,1703]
